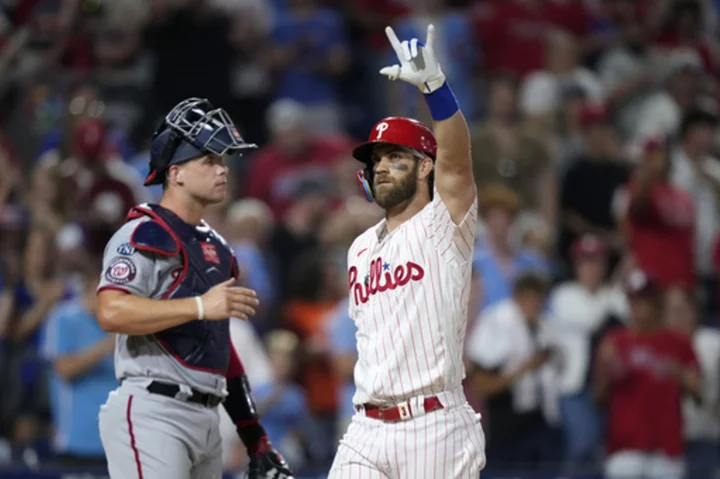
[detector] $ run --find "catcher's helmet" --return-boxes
[352,117,436,202]
[144,98,257,186]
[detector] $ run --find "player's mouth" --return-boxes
[375,178,391,186]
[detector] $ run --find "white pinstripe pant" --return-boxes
[329,389,486,479]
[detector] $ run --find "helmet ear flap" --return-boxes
[356,169,374,203]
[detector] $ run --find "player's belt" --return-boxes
[357,396,443,422]
[146,381,223,408]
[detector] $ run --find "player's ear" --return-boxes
[168,165,184,187]
[417,156,433,181]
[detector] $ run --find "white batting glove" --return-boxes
[380,24,446,94]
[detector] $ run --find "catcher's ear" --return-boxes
[168,164,185,186]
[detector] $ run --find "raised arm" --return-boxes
[432,111,475,223]
[380,24,476,223]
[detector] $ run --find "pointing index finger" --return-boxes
[385,26,404,57]
[426,24,435,51]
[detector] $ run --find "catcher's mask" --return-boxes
[352,116,437,202]
[144,98,257,186]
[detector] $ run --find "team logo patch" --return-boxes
[201,242,220,265]
[116,242,136,256]
[104,257,137,285]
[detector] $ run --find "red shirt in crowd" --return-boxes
[245,135,351,218]
[601,327,698,457]
[625,181,695,289]
[473,0,591,78]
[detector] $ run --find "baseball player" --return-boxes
[329,25,486,478]
[95,98,294,479]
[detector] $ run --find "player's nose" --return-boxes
[373,159,390,174]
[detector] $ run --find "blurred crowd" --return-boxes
[1,0,720,477]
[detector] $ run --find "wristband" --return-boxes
[194,296,204,320]
[424,82,459,122]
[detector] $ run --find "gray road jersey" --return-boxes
[98,217,227,397]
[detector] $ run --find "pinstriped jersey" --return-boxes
[347,188,477,406]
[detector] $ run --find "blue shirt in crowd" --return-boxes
[473,246,550,313]
[41,300,118,457]
[272,8,347,105]
[327,299,357,420]
[252,382,308,458]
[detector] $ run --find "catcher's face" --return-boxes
[371,144,432,209]
[170,154,229,205]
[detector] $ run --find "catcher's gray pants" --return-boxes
[99,378,223,479]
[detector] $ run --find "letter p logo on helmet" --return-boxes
[375,122,389,139]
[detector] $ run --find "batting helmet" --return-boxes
[352,117,437,202]
[144,98,257,186]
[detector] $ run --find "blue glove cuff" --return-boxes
[424,82,459,122]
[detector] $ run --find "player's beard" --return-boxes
[372,165,417,209]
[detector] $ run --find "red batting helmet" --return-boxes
[352,117,437,202]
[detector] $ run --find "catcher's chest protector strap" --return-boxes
[129,216,181,256]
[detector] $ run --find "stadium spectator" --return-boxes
[653,0,719,75]
[144,0,235,116]
[326,298,357,442]
[244,99,351,218]
[225,199,277,329]
[472,74,555,221]
[670,108,720,285]
[595,0,656,147]
[281,249,346,467]
[626,48,709,154]
[226,0,274,146]
[344,0,410,121]
[616,137,696,289]
[472,184,550,315]
[547,235,627,475]
[520,29,604,121]
[595,269,700,479]
[473,0,591,79]
[91,14,154,149]
[252,330,311,471]
[40,264,116,467]
[269,0,349,134]
[466,272,556,471]
[558,103,629,272]
[268,177,335,304]
[664,286,720,477]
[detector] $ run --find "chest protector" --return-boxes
[126,204,239,374]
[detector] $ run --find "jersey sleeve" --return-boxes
[97,221,156,297]
[421,186,477,265]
